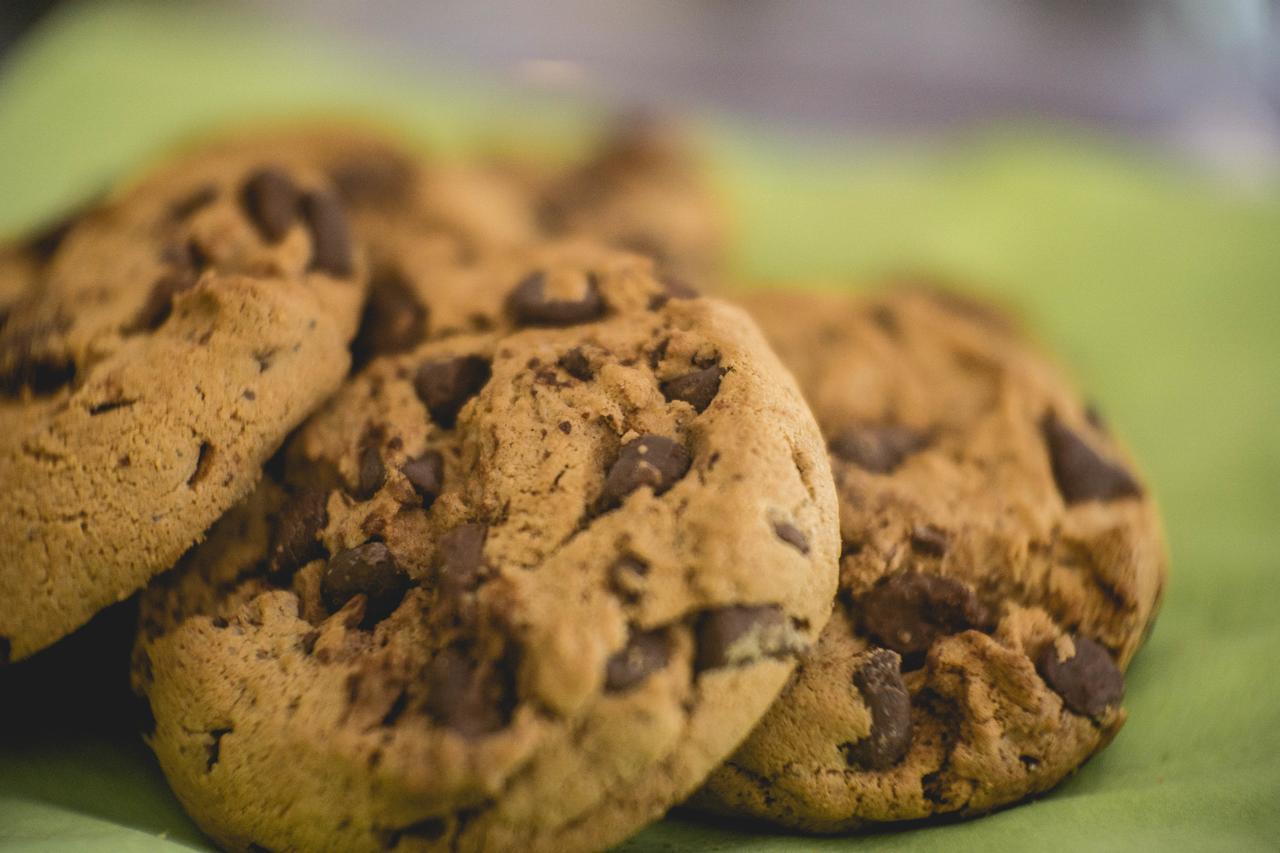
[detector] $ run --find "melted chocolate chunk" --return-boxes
[844,648,912,769]
[321,543,409,626]
[773,522,809,554]
[695,604,796,671]
[422,646,514,736]
[267,489,329,580]
[1037,634,1125,718]
[414,356,491,429]
[857,572,987,661]
[240,167,299,242]
[350,268,427,369]
[605,629,671,692]
[354,443,386,501]
[557,347,593,381]
[599,435,691,510]
[1041,412,1141,504]
[506,270,604,326]
[301,190,354,277]
[660,365,725,413]
[830,424,929,474]
[401,451,444,506]
[168,184,218,221]
[126,240,208,332]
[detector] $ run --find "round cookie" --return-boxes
[132,243,840,852]
[693,285,1167,831]
[537,117,727,284]
[0,134,375,662]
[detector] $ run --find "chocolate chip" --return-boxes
[605,629,671,692]
[599,435,691,510]
[695,604,796,671]
[557,421,572,435]
[1041,412,1141,504]
[773,522,809,554]
[661,365,725,413]
[351,268,427,368]
[401,451,443,506]
[1037,634,1125,718]
[128,271,199,332]
[0,355,75,397]
[301,190,354,277]
[0,318,76,397]
[24,215,78,263]
[321,542,410,626]
[241,167,299,242]
[608,555,649,602]
[844,649,912,770]
[268,491,329,580]
[661,275,699,300]
[506,270,604,326]
[647,275,700,309]
[413,355,491,428]
[125,240,208,332]
[830,424,929,474]
[436,523,487,597]
[909,525,948,557]
[857,572,987,661]
[870,304,900,336]
[422,646,514,736]
[354,442,386,501]
[329,156,413,208]
[168,184,217,221]
[557,347,593,381]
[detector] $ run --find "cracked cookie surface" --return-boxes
[0,132,377,662]
[132,244,838,852]
[693,286,1167,831]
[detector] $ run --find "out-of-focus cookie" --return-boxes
[693,285,1167,831]
[538,117,727,284]
[132,244,838,852]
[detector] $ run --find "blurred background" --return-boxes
[4,0,1280,186]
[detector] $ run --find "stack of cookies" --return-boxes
[0,121,1166,852]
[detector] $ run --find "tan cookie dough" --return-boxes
[537,117,727,284]
[693,285,1167,831]
[133,244,839,852]
[0,131,377,662]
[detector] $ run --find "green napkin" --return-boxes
[1,2,1277,850]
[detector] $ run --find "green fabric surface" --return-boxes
[1,2,1277,851]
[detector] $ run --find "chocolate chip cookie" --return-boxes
[693,285,1167,831]
[0,135,373,662]
[537,116,727,284]
[132,244,839,851]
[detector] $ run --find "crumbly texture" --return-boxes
[0,132,379,662]
[693,286,1167,831]
[133,245,839,852]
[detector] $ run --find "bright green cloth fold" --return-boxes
[1,2,1277,850]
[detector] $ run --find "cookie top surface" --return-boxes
[536,118,726,284]
[0,130,380,662]
[133,246,839,852]
[694,286,1167,831]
